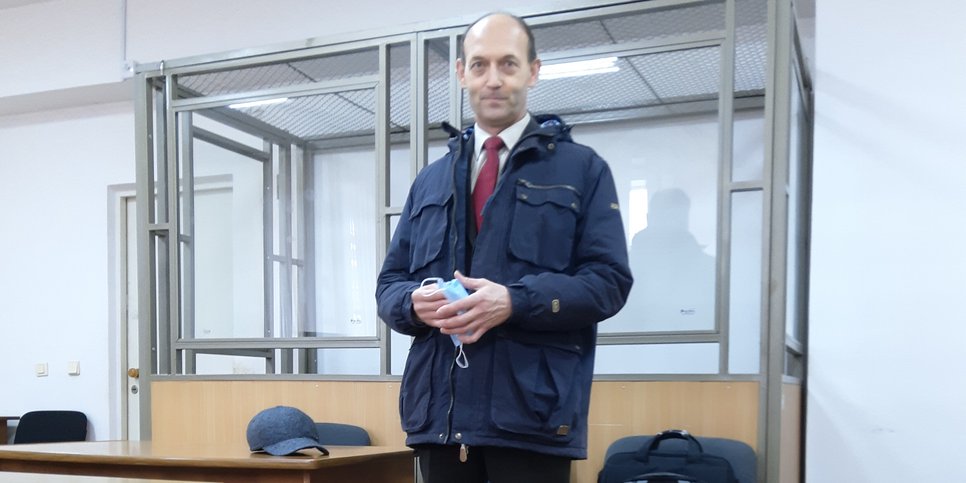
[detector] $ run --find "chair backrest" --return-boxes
[314,422,371,446]
[604,434,757,483]
[13,410,88,444]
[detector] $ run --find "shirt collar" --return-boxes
[473,113,531,158]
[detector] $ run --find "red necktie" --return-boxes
[473,136,504,231]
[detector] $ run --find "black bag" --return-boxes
[598,430,739,483]
[625,473,700,482]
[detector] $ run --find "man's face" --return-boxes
[457,15,541,135]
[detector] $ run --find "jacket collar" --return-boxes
[442,114,572,157]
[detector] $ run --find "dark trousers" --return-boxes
[416,444,572,483]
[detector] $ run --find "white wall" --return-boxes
[0,0,616,101]
[0,0,123,98]
[0,102,134,440]
[808,1,966,481]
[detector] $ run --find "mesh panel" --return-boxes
[627,46,721,100]
[533,1,726,55]
[229,89,375,139]
[174,0,766,141]
[464,46,720,124]
[388,43,411,130]
[179,63,310,98]
[735,0,767,93]
[178,48,379,97]
[426,38,452,125]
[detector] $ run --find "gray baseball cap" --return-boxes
[246,405,329,456]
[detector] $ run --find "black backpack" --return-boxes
[598,430,739,483]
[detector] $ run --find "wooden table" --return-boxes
[0,474,199,482]
[0,441,413,483]
[0,417,18,445]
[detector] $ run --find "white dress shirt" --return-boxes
[470,113,531,188]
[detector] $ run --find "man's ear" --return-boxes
[528,59,542,87]
[456,58,466,87]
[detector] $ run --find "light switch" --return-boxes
[35,363,48,377]
[68,361,81,376]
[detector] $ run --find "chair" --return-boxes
[13,410,88,444]
[603,432,756,483]
[314,422,371,446]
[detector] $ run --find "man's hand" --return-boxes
[433,270,512,344]
[411,283,450,326]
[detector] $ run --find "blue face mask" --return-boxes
[420,277,471,368]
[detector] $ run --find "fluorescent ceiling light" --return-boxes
[540,57,619,80]
[228,97,289,109]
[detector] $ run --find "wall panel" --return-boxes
[152,379,759,482]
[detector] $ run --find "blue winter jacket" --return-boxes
[375,115,632,459]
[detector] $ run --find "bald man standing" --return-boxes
[376,12,632,482]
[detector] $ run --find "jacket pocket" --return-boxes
[489,333,583,443]
[408,191,451,273]
[508,179,580,271]
[399,333,437,432]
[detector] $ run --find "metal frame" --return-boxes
[134,1,811,479]
[132,0,785,380]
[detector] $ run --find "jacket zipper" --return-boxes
[449,137,463,271]
[442,139,464,447]
[517,178,580,194]
[443,347,458,445]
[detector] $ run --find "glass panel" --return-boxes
[313,142,378,337]
[390,331,410,376]
[190,187,235,338]
[194,352,268,375]
[389,42,412,208]
[732,109,766,181]
[591,117,718,333]
[151,87,167,224]
[728,190,762,374]
[388,214,400,241]
[390,143,411,208]
[595,344,719,374]
[152,231,169,372]
[387,211,407,376]
[182,116,266,340]
[306,348,381,375]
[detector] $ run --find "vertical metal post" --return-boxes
[134,73,155,440]
[376,42,392,375]
[294,144,309,373]
[413,35,428,174]
[716,0,737,375]
[263,140,276,373]
[302,144,317,373]
[762,0,794,481]
[278,144,294,373]
[449,33,462,132]
[179,112,196,375]
[163,74,179,375]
